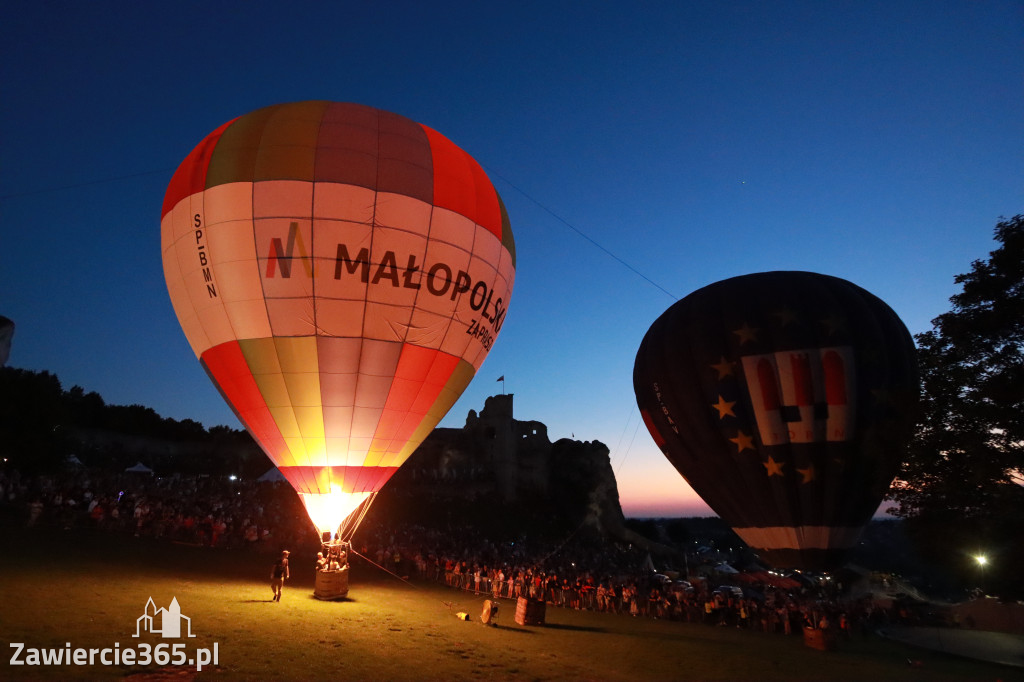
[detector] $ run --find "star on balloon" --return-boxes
[773,307,798,326]
[712,395,737,419]
[763,456,785,477]
[732,322,759,345]
[728,430,755,452]
[710,356,736,379]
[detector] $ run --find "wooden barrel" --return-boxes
[514,597,546,626]
[481,599,499,624]
[802,627,836,651]
[314,568,350,600]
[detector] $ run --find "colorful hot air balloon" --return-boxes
[161,102,515,538]
[633,272,917,569]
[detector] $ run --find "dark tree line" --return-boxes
[0,367,268,477]
[888,214,1024,599]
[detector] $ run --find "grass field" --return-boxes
[0,524,1010,681]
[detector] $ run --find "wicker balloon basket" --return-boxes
[802,627,837,651]
[314,569,350,600]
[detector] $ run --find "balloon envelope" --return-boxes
[161,102,515,535]
[633,272,917,569]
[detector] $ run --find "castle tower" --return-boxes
[479,394,517,500]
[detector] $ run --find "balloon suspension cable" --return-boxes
[348,546,417,589]
[334,492,378,544]
[611,406,643,475]
[347,547,488,616]
[530,519,589,572]
[347,547,473,615]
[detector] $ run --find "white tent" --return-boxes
[124,461,153,475]
[258,468,286,483]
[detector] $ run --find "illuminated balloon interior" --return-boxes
[299,487,373,539]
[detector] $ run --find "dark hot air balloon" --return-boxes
[633,271,917,569]
[162,102,515,540]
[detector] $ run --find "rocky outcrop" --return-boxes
[383,394,679,555]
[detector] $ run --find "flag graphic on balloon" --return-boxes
[161,101,515,537]
[739,346,855,446]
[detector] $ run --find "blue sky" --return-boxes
[2,1,1021,516]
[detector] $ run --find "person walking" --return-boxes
[271,550,290,602]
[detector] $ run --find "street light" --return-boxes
[974,554,988,594]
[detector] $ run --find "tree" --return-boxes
[0,366,261,476]
[0,368,72,471]
[889,215,1024,598]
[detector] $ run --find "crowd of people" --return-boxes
[353,521,902,639]
[0,466,318,553]
[2,465,913,638]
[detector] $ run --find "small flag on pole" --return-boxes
[496,376,504,382]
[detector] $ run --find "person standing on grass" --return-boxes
[271,550,290,602]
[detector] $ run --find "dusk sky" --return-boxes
[2,1,1021,517]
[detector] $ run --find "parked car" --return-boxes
[671,580,695,595]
